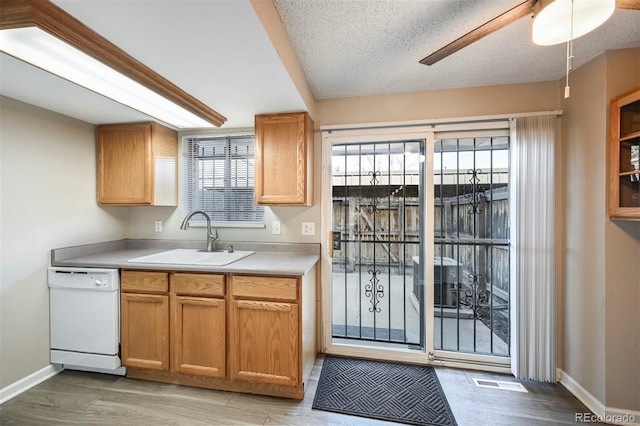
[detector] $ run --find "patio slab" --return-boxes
[331,272,508,355]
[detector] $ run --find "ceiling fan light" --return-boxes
[532,0,615,46]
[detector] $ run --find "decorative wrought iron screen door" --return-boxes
[432,135,511,358]
[330,140,424,349]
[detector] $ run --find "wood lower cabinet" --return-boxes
[121,292,169,370]
[172,296,225,377]
[171,272,226,378]
[121,271,225,376]
[230,299,299,387]
[120,267,316,400]
[229,274,307,394]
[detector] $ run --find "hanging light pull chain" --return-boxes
[564,0,575,99]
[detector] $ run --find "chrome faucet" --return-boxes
[179,211,218,252]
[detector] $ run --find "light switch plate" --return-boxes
[272,221,281,235]
[301,222,315,236]
[154,220,163,232]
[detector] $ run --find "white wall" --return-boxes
[0,97,127,388]
[561,53,608,405]
[561,48,640,412]
[603,49,640,412]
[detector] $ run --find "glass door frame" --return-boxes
[320,126,435,365]
[430,125,513,373]
[320,119,514,374]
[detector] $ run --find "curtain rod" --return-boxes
[319,110,563,133]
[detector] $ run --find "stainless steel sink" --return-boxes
[127,249,254,266]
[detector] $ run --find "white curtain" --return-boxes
[510,115,557,382]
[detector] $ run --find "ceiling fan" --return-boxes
[420,0,640,66]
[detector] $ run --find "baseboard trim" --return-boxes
[605,407,640,425]
[558,369,606,418]
[0,364,63,405]
[558,369,640,425]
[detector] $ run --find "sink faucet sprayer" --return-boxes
[179,211,218,252]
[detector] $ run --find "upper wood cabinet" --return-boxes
[97,122,178,206]
[609,87,640,221]
[254,112,314,206]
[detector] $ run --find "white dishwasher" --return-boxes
[48,267,126,375]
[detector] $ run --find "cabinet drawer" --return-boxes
[172,273,225,297]
[121,270,168,293]
[231,275,298,301]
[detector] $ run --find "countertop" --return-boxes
[51,239,320,276]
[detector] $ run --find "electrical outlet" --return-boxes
[154,220,163,233]
[272,220,281,235]
[301,222,315,236]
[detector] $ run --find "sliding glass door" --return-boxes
[321,124,512,368]
[431,133,511,365]
[321,128,432,363]
[330,140,424,349]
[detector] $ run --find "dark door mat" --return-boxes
[312,356,457,426]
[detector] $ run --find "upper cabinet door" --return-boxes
[97,122,178,206]
[254,112,313,206]
[609,87,640,221]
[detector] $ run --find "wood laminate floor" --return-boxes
[0,355,603,426]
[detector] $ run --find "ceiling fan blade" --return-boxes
[420,0,535,66]
[616,0,640,9]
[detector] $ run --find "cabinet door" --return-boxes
[609,87,640,220]
[229,300,299,387]
[121,293,169,370]
[254,112,313,205]
[172,296,226,378]
[97,123,152,205]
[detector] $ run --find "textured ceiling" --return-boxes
[273,0,640,99]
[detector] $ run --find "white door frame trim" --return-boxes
[320,127,434,365]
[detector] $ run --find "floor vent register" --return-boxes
[472,378,528,393]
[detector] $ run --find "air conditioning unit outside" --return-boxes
[412,256,461,308]
[434,257,462,308]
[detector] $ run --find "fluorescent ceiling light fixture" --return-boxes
[1,28,212,128]
[0,0,226,129]
[532,0,615,46]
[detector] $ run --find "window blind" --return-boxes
[510,115,556,382]
[183,135,264,225]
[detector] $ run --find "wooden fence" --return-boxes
[332,184,509,301]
